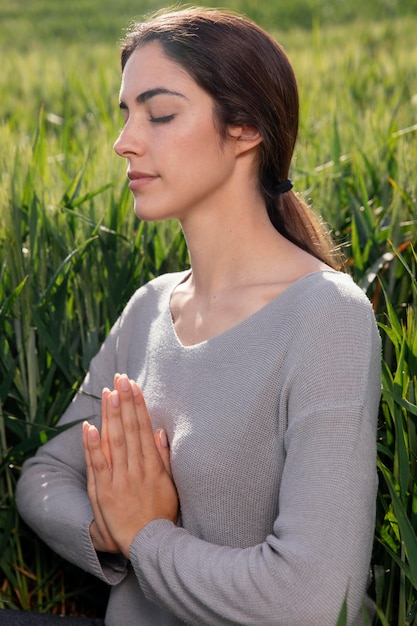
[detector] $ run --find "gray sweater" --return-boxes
[16,270,381,625]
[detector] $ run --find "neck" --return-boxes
[179,193,287,297]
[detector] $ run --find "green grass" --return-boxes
[1,0,417,621]
[2,0,417,48]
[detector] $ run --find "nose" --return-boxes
[113,126,133,158]
[113,120,144,158]
[113,132,125,158]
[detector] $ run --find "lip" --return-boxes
[127,170,158,190]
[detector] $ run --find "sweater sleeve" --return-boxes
[15,272,183,585]
[128,280,381,626]
[15,314,128,585]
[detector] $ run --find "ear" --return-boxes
[228,125,263,155]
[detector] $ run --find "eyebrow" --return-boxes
[119,88,187,110]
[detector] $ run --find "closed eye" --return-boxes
[150,114,175,124]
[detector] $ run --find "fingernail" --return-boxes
[110,391,120,407]
[119,375,130,391]
[131,380,139,396]
[159,429,168,448]
[88,425,99,440]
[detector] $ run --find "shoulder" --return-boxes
[100,270,189,344]
[300,269,370,303]
[88,271,190,370]
[289,270,376,323]
[122,270,190,315]
[283,270,381,360]
[283,271,381,411]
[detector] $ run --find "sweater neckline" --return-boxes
[166,269,342,349]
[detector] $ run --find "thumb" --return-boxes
[154,429,173,478]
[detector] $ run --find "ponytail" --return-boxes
[266,192,344,270]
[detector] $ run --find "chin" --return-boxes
[134,209,156,222]
[133,206,172,223]
[133,201,159,222]
[133,199,180,223]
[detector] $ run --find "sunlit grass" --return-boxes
[0,3,416,621]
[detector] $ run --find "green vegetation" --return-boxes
[0,0,416,621]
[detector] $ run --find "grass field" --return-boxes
[1,0,417,622]
[2,0,417,47]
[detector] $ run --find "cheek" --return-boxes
[177,113,223,155]
[184,132,224,167]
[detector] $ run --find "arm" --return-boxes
[15,274,185,583]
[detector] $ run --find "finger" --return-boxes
[105,388,130,469]
[83,421,94,482]
[83,422,121,553]
[154,429,173,478]
[82,419,89,453]
[83,422,100,509]
[130,380,161,462]
[83,421,98,485]
[114,374,144,463]
[85,423,115,520]
[101,387,112,467]
[86,423,111,478]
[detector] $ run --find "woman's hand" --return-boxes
[83,374,178,558]
[83,387,120,553]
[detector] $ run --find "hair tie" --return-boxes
[273,179,293,195]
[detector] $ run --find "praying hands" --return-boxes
[82,373,179,558]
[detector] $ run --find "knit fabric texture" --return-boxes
[16,270,381,625]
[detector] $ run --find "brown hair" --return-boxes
[120,7,342,269]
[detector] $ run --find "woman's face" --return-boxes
[114,41,240,223]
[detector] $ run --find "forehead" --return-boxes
[119,41,195,98]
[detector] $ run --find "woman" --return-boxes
[16,8,381,625]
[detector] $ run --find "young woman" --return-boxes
[16,8,381,625]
